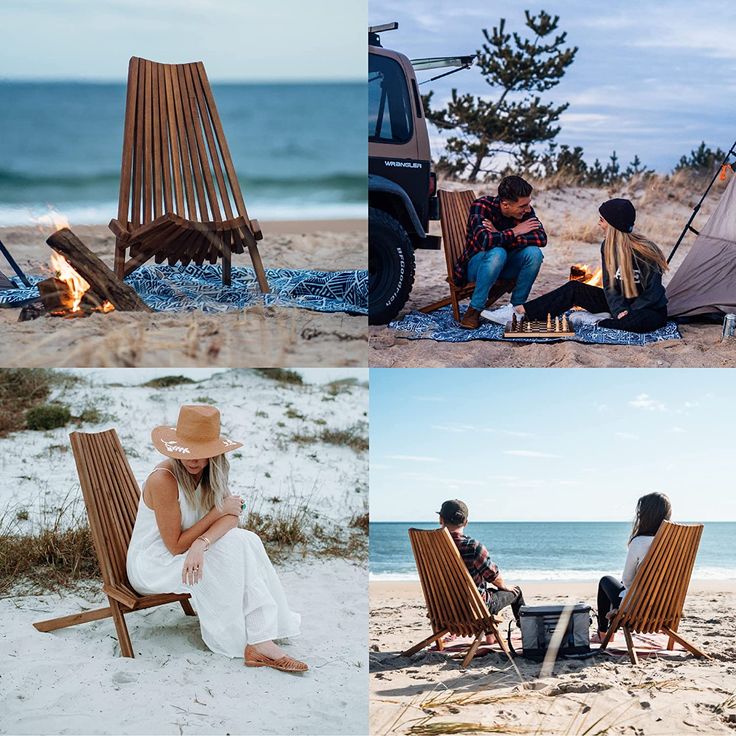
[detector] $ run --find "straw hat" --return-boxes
[151,405,242,460]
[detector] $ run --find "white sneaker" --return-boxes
[481,303,522,325]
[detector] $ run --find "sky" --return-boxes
[369,0,735,171]
[370,368,736,523]
[0,0,365,82]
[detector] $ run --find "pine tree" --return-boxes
[423,10,577,181]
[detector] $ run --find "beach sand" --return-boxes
[369,182,736,368]
[370,580,736,735]
[1,559,367,736]
[0,219,366,368]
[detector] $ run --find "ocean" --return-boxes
[370,521,736,582]
[0,81,366,226]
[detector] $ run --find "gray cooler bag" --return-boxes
[513,603,592,660]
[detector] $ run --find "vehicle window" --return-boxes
[369,54,413,144]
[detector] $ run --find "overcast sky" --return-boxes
[370,0,734,171]
[0,0,365,82]
[370,368,736,523]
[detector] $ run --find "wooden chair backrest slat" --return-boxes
[438,189,476,280]
[616,521,702,635]
[409,528,491,635]
[70,429,141,593]
[118,57,249,230]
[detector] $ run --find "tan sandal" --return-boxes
[244,645,309,673]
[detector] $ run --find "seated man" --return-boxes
[453,175,547,330]
[438,499,525,625]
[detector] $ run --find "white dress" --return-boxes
[126,470,301,658]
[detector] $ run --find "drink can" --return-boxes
[723,313,736,338]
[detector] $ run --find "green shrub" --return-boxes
[142,375,196,388]
[253,368,303,385]
[26,404,72,431]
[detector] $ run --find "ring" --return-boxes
[241,502,246,510]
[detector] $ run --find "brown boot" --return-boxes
[459,306,481,330]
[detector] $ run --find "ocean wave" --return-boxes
[370,566,736,583]
[0,201,366,227]
[0,168,365,194]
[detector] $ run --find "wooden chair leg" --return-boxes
[419,295,453,315]
[179,598,196,617]
[622,626,638,665]
[109,599,134,658]
[451,291,460,323]
[114,239,126,279]
[222,246,231,287]
[33,605,113,632]
[599,622,617,652]
[662,626,709,659]
[461,632,483,669]
[401,628,450,658]
[247,242,270,293]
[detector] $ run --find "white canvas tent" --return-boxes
[667,173,736,316]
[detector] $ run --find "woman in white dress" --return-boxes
[595,492,672,640]
[126,404,307,672]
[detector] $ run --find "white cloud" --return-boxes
[503,450,561,459]
[669,426,686,434]
[615,432,639,440]
[628,393,666,411]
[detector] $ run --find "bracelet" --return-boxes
[196,535,211,551]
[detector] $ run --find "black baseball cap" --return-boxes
[437,499,469,525]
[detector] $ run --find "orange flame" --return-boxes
[50,252,89,312]
[571,263,603,287]
[37,210,71,232]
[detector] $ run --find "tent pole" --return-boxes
[667,141,736,264]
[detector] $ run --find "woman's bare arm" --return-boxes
[146,470,231,555]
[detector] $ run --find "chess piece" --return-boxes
[555,316,560,332]
[562,314,569,332]
[546,313,552,331]
[512,312,518,331]
[525,320,531,332]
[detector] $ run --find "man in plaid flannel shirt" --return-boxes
[438,499,525,624]
[455,175,547,329]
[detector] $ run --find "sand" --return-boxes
[370,580,736,735]
[370,181,736,368]
[1,559,367,736]
[0,219,367,368]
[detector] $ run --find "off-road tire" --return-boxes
[369,207,415,325]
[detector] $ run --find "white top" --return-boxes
[619,535,654,598]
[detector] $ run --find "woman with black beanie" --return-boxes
[491,198,669,333]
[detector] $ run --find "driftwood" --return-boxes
[46,228,151,312]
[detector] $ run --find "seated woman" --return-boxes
[485,198,669,333]
[595,492,672,641]
[126,404,307,673]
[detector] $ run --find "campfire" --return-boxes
[35,216,115,317]
[570,263,603,287]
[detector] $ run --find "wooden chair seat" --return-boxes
[403,527,513,668]
[111,57,269,289]
[32,429,196,658]
[420,189,514,321]
[599,520,709,664]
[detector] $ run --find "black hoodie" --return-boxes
[600,243,667,315]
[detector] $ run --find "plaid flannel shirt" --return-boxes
[452,195,547,286]
[449,530,500,607]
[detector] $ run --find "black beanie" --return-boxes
[599,198,636,233]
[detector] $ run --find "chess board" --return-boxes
[503,318,575,339]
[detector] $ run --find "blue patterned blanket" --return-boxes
[389,307,681,345]
[0,265,368,315]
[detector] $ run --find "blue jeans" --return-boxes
[467,246,544,310]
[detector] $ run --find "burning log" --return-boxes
[37,277,75,313]
[46,228,151,312]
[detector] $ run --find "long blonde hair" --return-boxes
[170,454,231,515]
[603,227,668,299]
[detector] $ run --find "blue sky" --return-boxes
[369,0,734,171]
[370,368,736,522]
[0,0,365,82]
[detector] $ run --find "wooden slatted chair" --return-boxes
[420,189,514,322]
[109,56,269,289]
[599,520,709,665]
[403,527,513,668]
[33,429,195,658]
